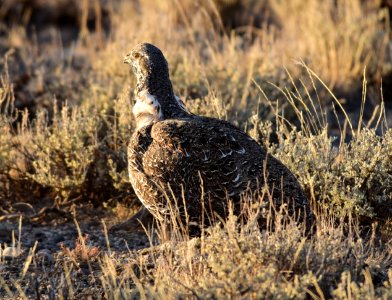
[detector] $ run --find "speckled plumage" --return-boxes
[115,43,312,232]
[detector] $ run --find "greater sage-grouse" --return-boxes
[111,43,312,233]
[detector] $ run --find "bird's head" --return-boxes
[124,43,169,85]
[124,43,191,125]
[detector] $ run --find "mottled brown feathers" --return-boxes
[116,42,313,233]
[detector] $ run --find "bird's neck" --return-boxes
[135,75,190,119]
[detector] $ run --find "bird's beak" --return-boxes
[124,53,132,64]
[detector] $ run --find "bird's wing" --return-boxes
[143,118,265,200]
[129,118,310,224]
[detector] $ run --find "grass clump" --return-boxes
[94,209,391,299]
[0,115,12,180]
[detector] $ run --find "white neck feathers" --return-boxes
[133,90,163,130]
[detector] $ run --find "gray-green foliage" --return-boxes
[27,103,100,201]
[0,116,11,175]
[0,66,17,194]
[264,123,392,220]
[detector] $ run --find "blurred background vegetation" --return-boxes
[0,0,392,227]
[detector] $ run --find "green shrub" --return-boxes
[26,102,100,202]
[264,123,392,222]
[0,116,12,183]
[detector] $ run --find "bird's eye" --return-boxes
[133,52,141,59]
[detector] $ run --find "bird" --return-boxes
[110,42,312,234]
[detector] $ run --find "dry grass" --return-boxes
[1,0,392,298]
